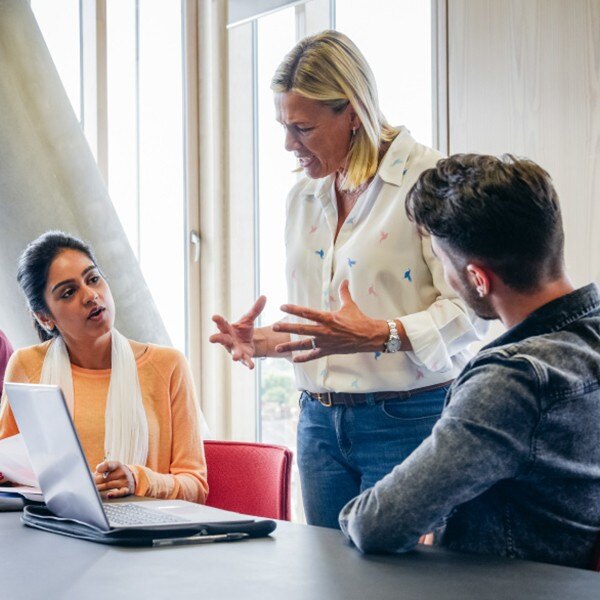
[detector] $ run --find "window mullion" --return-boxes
[80,0,108,183]
[432,0,449,154]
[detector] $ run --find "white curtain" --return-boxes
[0,0,169,349]
[192,0,233,438]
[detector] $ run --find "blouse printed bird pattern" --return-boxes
[285,127,487,393]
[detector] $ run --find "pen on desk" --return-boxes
[152,532,249,548]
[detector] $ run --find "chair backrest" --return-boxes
[592,538,600,572]
[203,440,293,521]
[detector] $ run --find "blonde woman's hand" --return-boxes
[209,296,267,369]
[273,281,390,362]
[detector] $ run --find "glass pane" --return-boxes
[106,0,138,255]
[256,8,302,516]
[32,0,186,353]
[31,0,81,122]
[335,0,433,145]
[137,1,186,353]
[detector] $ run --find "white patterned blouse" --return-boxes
[284,126,487,394]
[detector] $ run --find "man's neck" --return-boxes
[494,276,575,329]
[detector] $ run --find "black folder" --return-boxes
[21,504,277,547]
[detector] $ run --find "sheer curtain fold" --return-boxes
[192,0,232,439]
[0,0,169,348]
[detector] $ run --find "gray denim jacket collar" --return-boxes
[482,283,600,350]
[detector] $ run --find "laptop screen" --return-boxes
[5,382,110,531]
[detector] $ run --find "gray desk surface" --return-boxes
[1,511,597,599]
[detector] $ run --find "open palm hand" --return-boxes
[209,296,267,369]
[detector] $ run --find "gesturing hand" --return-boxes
[94,460,136,499]
[209,296,267,369]
[272,280,388,363]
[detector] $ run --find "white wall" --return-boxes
[447,0,600,290]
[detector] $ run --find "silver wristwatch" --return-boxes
[384,319,402,353]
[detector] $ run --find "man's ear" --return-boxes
[34,312,55,334]
[466,264,491,298]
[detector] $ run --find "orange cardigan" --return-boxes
[0,341,208,503]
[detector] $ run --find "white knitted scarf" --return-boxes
[40,330,149,465]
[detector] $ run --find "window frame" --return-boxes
[33,0,448,439]
[225,0,447,442]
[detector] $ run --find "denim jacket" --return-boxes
[339,284,600,569]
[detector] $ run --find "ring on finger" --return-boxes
[310,337,317,350]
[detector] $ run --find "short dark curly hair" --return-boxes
[405,154,565,292]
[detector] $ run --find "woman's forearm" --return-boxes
[130,464,208,503]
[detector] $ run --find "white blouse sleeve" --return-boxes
[399,233,488,373]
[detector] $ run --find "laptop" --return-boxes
[4,382,252,532]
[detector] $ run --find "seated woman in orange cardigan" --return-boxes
[0,231,208,503]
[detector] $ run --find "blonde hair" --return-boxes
[271,30,399,190]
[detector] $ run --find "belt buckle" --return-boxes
[316,392,333,407]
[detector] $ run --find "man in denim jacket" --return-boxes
[339,154,600,569]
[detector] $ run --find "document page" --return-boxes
[0,434,39,488]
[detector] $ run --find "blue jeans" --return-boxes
[297,388,447,529]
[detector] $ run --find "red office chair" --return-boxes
[203,440,293,521]
[592,539,600,572]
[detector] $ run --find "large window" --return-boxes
[254,5,302,517]
[256,7,298,460]
[31,0,81,121]
[106,0,186,352]
[335,0,433,145]
[33,0,437,520]
[31,0,187,353]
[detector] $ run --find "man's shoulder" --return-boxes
[459,341,539,380]
[454,326,600,410]
[450,344,541,411]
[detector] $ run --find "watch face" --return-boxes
[386,337,401,353]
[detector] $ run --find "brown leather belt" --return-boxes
[306,381,452,407]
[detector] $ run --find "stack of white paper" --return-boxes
[0,434,39,488]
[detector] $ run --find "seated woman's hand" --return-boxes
[273,280,389,363]
[209,296,266,369]
[94,460,136,499]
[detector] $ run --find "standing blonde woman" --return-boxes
[211,31,485,528]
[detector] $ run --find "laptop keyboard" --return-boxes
[104,502,189,527]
